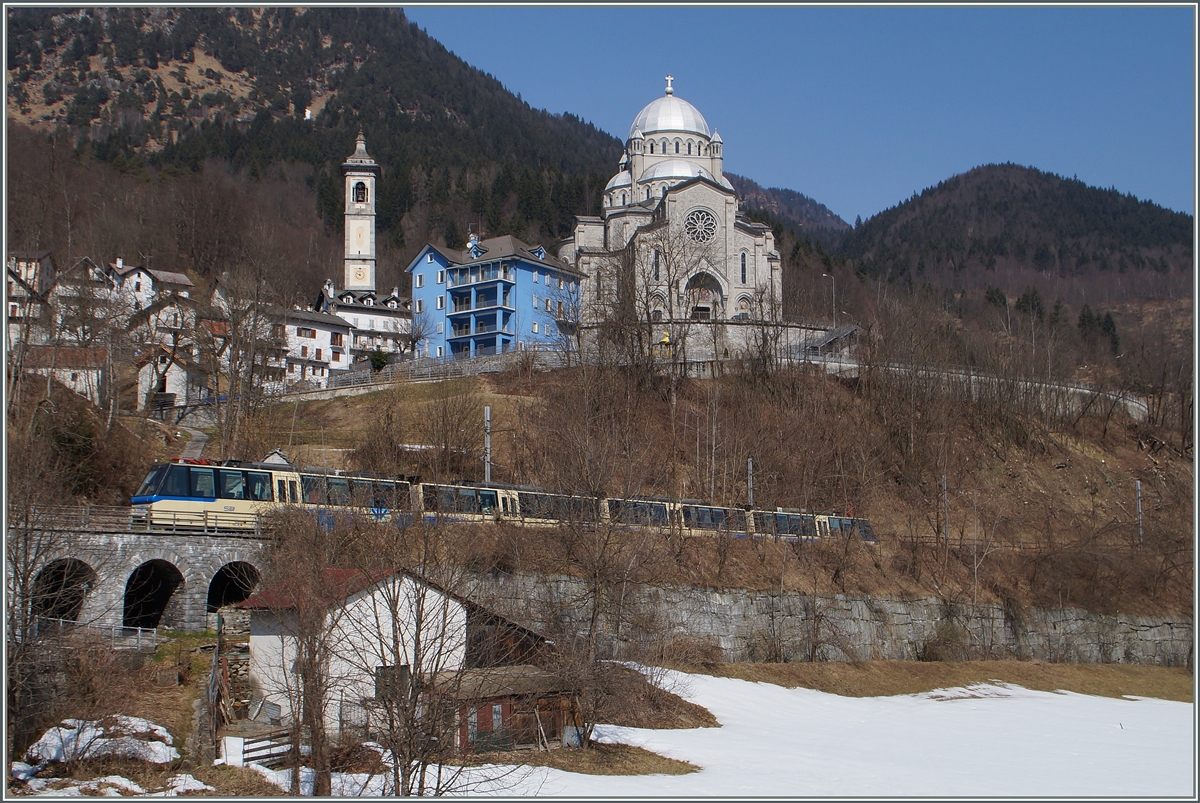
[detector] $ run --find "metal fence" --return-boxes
[17,505,262,537]
[35,616,157,651]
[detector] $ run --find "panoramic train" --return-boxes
[131,457,877,544]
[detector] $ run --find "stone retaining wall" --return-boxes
[468,572,1193,667]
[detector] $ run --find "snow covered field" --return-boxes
[252,669,1195,797]
[13,670,1193,797]
[515,671,1195,797]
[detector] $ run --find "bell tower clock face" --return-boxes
[355,268,366,282]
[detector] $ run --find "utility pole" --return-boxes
[747,457,754,508]
[484,405,491,483]
[941,474,949,549]
[1136,479,1143,548]
[822,273,837,330]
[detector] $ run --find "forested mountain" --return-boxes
[725,173,849,232]
[832,163,1193,305]
[5,7,620,259]
[5,6,841,271]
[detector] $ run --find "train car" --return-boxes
[130,458,412,531]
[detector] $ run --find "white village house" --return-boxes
[238,568,467,740]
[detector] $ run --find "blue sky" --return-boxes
[402,5,1195,224]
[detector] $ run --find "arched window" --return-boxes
[354,181,367,203]
[661,186,667,198]
[740,253,747,284]
[649,142,655,154]
[675,141,680,154]
[621,192,626,205]
[646,187,651,200]
[687,141,692,155]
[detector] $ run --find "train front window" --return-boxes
[289,481,299,504]
[135,465,167,497]
[162,465,189,497]
[189,467,216,498]
[477,490,498,513]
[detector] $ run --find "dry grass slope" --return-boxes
[683,660,1194,703]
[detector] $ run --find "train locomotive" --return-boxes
[131,457,877,544]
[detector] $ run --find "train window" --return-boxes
[288,481,299,504]
[371,482,392,509]
[352,479,374,507]
[477,490,498,513]
[501,497,509,514]
[162,465,190,497]
[753,511,776,536]
[218,470,247,500]
[610,500,667,526]
[189,467,216,499]
[729,509,748,531]
[424,485,442,511]
[136,465,168,497]
[302,475,326,505]
[856,520,876,542]
[277,479,287,502]
[328,478,351,506]
[800,516,816,537]
[247,472,272,501]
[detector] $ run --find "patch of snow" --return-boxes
[11,761,43,781]
[25,716,179,766]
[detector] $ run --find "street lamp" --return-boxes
[821,273,836,329]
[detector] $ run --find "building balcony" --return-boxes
[447,299,514,315]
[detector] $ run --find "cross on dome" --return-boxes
[665,74,674,95]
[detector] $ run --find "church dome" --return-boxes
[638,159,734,190]
[629,78,710,139]
[605,170,632,191]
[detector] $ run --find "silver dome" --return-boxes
[630,95,711,140]
[638,160,733,190]
[605,170,632,190]
[639,159,713,182]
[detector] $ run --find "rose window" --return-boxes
[684,209,717,243]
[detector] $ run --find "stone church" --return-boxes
[556,76,783,327]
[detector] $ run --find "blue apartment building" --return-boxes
[406,234,583,359]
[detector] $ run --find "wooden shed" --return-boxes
[432,665,584,753]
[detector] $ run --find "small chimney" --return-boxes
[117,257,124,269]
[467,232,479,249]
[392,286,400,298]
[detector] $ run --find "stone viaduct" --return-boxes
[14,507,269,634]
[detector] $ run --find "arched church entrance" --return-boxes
[685,272,724,320]
[123,560,185,629]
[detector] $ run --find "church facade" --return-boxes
[556,77,783,329]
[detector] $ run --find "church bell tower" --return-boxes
[342,130,380,293]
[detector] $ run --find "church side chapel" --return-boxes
[557,76,783,328]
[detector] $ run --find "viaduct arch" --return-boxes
[24,531,271,633]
